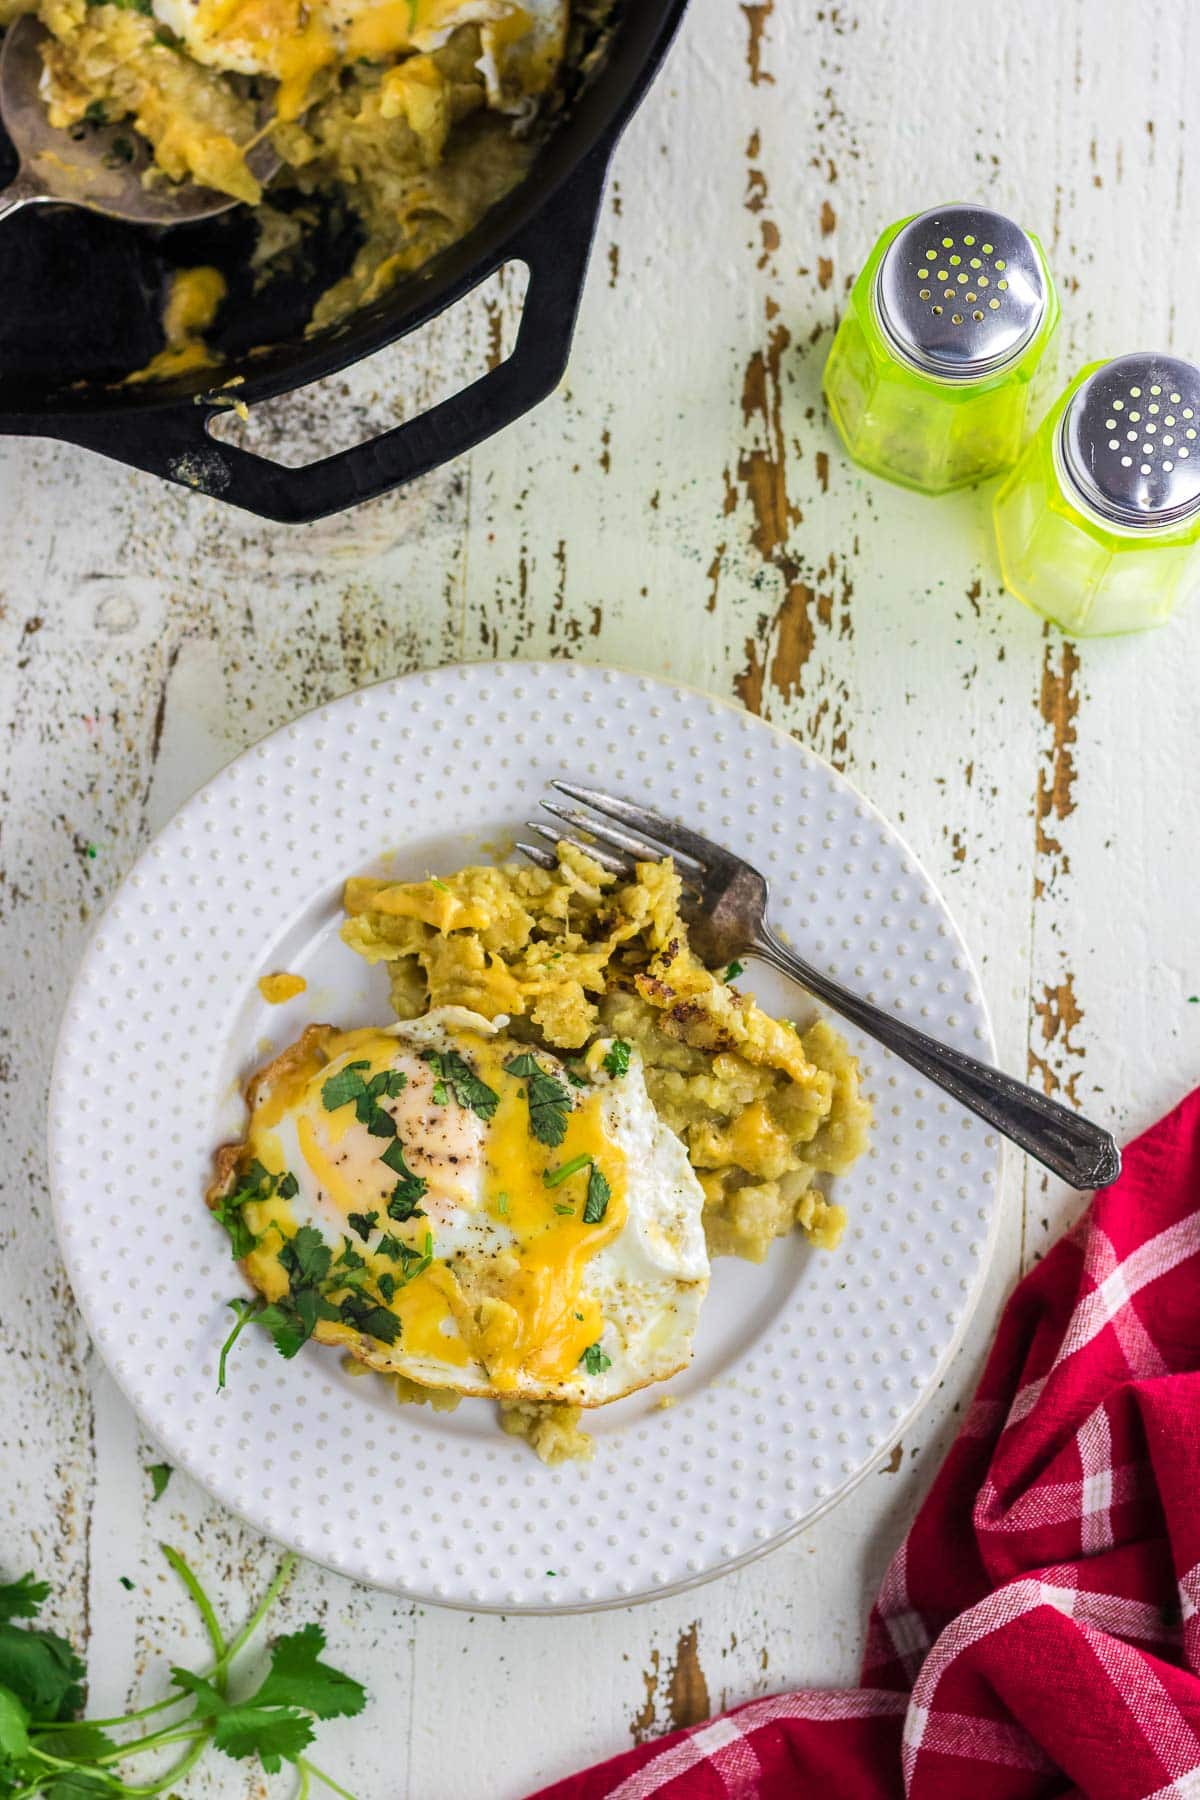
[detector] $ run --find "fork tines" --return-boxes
[516,781,713,893]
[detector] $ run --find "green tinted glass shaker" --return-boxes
[823,203,1059,494]
[994,353,1200,635]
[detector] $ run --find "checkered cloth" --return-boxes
[530,1089,1200,1799]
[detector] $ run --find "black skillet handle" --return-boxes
[59,146,611,524]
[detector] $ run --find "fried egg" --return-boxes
[210,1007,710,1404]
[149,0,568,122]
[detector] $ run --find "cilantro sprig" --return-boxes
[217,1219,406,1388]
[579,1342,612,1377]
[601,1039,632,1079]
[502,1053,572,1147]
[420,1049,498,1121]
[0,1549,365,1798]
[211,1158,297,1261]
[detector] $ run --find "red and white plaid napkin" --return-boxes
[531,1089,1200,1799]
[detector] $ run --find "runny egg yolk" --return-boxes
[237,1022,627,1391]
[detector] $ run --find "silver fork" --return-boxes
[519,781,1121,1191]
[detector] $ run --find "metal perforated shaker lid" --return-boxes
[874,205,1048,382]
[1057,354,1200,531]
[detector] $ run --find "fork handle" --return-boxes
[756,929,1121,1190]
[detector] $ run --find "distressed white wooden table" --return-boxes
[3,0,1198,1792]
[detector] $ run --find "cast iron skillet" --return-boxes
[0,0,688,522]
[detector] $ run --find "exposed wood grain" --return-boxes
[0,0,1197,1793]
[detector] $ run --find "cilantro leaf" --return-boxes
[321,1061,371,1111]
[173,1666,314,1774]
[0,1576,49,1623]
[147,1463,172,1501]
[0,1683,29,1759]
[725,960,744,982]
[214,1706,316,1772]
[212,1194,258,1260]
[347,1211,378,1242]
[254,1303,310,1361]
[254,1623,367,1720]
[602,1039,632,1079]
[380,1140,427,1217]
[377,1271,395,1303]
[277,1171,299,1200]
[0,1621,84,1719]
[583,1165,611,1224]
[336,1292,400,1344]
[421,1050,499,1121]
[503,1053,572,1147]
[278,1226,332,1289]
[580,1342,612,1376]
[565,1065,590,1089]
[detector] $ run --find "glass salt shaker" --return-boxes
[823,203,1059,494]
[994,354,1200,636]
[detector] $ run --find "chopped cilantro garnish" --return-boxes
[565,1065,589,1089]
[503,1053,572,1147]
[542,1153,592,1189]
[83,99,107,124]
[602,1039,632,1079]
[119,1575,135,1591]
[377,1271,396,1303]
[420,1049,499,1121]
[583,1165,611,1224]
[553,1203,574,1216]
[380,1139,428,1217]
[278,1226,332,1290]
[147,1462,172,1501]
[496,1192,510,1217]
[321,1061,371,1111]
[324,1062,406,1136]
[213,1159,297,1260]
[333,1238,367,1277]
[336,1291,400,1344]
[580,1342,612,1376]
[376,1230,434,1284]
[724,960,744,981]
[428,875,450,892]
[347,1211,378,1243]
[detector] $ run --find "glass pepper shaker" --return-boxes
[823,203,1060,494]
[994,354,1200,636]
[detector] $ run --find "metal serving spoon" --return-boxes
[0,15,278,226]
[521,782,1123,1192]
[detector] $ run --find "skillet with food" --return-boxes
[0,0,687,520]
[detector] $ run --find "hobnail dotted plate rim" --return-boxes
[48,659,1002,1614]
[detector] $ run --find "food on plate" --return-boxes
[210,843,871,1461]
[342,843,872,1259]
[16,0,576,333]
[209,1006,711,1410]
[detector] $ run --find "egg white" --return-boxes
[219,1007,709,1406]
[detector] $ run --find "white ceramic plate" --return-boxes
[50,661,999,1612]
